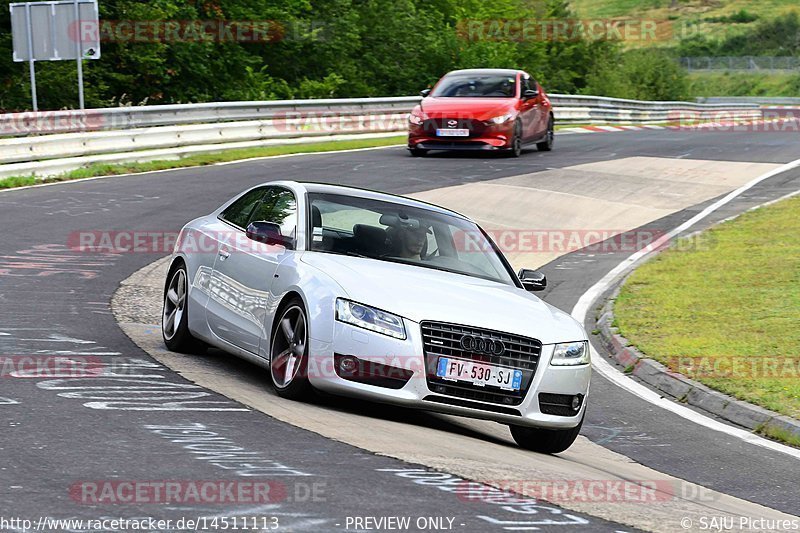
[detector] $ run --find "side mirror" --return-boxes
[246,221,294,249]
[523,89,539,99]
[518,268,546,291]
[420,88,431,98]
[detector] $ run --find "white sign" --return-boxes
[10,0,100,61]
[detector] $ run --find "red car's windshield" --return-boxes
[431,74,517,98]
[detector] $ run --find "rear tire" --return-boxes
[269,298,313,400]
[510,415,583,454]
[162,263,206,353]
[537,116,554,152]
[409,148,428,157]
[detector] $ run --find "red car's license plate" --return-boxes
[435,128,469,137]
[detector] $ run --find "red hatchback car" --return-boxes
[407,68,554,157]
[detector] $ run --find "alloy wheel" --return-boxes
[270,305,307,388]
[162,268,187,341]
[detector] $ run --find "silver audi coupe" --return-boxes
[162,181,590,453]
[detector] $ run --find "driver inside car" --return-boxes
[389,223,429,259]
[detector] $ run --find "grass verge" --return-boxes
[614,195,800,421]
[0,135,406,191]
[689,72,800,98]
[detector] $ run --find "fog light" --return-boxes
[339,356,358,374]
[571,394,583,411]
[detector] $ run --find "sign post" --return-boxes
[23,3,37,110]
[10,0,100,110]
[72,0,84,109]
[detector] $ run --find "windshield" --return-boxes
[431,74,517,98]
[307,193,517,286]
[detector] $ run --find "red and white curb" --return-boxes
[559,117,799,135]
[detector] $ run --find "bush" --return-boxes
[678,11,800,58]
[583,49,689,101]
[704,9,758,24]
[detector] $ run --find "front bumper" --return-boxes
[307,320,590,429]
[408,121,515,152]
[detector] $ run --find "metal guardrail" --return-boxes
[0,95,762,179]
[0,94,761,137]
[0,97,420,137]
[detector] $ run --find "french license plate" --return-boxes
[436,357,523,391]
[435,128,469,137]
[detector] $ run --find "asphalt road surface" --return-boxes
[1,126,799,531]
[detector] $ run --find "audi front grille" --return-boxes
[420,321,542,406]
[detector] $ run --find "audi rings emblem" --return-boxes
[447,120,458,128]
[460,334,505,355]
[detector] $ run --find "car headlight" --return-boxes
[550,341,590,366]
[409,113,424,125]
[488,113,514,125]
[335,299,407,340]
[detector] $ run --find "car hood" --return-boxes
[301,253,585,344]
[418,97,517,121]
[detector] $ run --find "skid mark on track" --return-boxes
[0,244,120,279]
[377,468,590,530]
[1,348,247,412]
[583,425,670,448]
[144,422,310,476]
[0,192,160,217]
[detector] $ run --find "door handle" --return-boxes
[218,248,230,260]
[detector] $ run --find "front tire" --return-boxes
[162,263,205,353]
[510,415,583,454]
[506,121,523,157]
[409,147,428,157]
[537,116,554,152]
[269,298,313,400]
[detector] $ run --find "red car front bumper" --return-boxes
[408,120,515,151]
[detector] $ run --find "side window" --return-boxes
[219,187,267,229]
[248,187,298,238]
[521,77,531,93]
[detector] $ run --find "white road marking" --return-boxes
[572,157,800,461]
[145,423,309,476]
[18,334,96,344]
